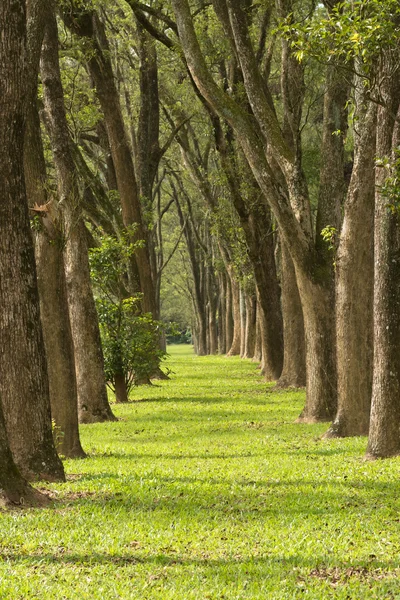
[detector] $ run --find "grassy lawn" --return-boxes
[1,345,400,599]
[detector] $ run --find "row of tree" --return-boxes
[1,0,400,503]
[153,0,400,459]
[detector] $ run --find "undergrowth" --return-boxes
[0,345,399,599]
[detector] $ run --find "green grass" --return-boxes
[1,345,400,599]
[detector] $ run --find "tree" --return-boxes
[170,0,338,420]
[41,6,116,424]
[89,232,166,403]
[367,42,400,457]
[0,0,64,487]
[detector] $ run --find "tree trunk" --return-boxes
[366,57,400,459]
[41,9,116,425]
[327,99,376,438]
[35,234,87,455]
[62,8,157,316]
[277,241,306,388]
[0,0,65,483]
[0,406,48,505]
[244,294,256,359]
[65,222,117,423]
[227,273,241,355]
[218,272,227,353]
[25,87,85,460]
[239,289,246,358]
[253,304,262,363]
[115,373,129,404]
[296,274,337,422]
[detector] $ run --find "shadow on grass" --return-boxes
[53,474,399,521]
[2,549,400,583]
[123,394,299,405]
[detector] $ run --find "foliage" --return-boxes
[3,347,400,598]
[89,231,165,394]
[377,150,400,214]
[97,296,165,392]
[281,0,400,67]
[164,321,192,345]
[321,225,338,252]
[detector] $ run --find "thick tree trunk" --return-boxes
[207,262,218,355]
[326,99,376,438]
[0,0,64,483]
[25,93,85,459]
[64,222,117,423]
[0,407,47,505]
[277,241,305,388]
[296,274,337,422]
[367,59,400,459]
[41,10,116,425]
[249,209,283,379]
[35,235,86,456]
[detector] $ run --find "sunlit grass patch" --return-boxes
[0,345,399,598]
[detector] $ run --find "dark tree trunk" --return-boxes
[277,241,306,388]
[366,56,400,459]
[41,9,116,424]
[115,373,129,404]
[0,0,64,483]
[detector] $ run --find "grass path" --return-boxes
[1,345,400,598]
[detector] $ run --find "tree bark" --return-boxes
[25,77,85,459]
[225,274,234,351]
[240,289,246,358]
[217,272,227,353]
[366,54,400,458]
[277,240,306,388]
[227,271,241,355]
[62,8,157,316]
[244,294,256,359]
[41,9,116,424]
[115,373,129,404]
[326,97,376,438]
[296,272,337,422]
[0,0,64,483]
[253,303,262,363]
